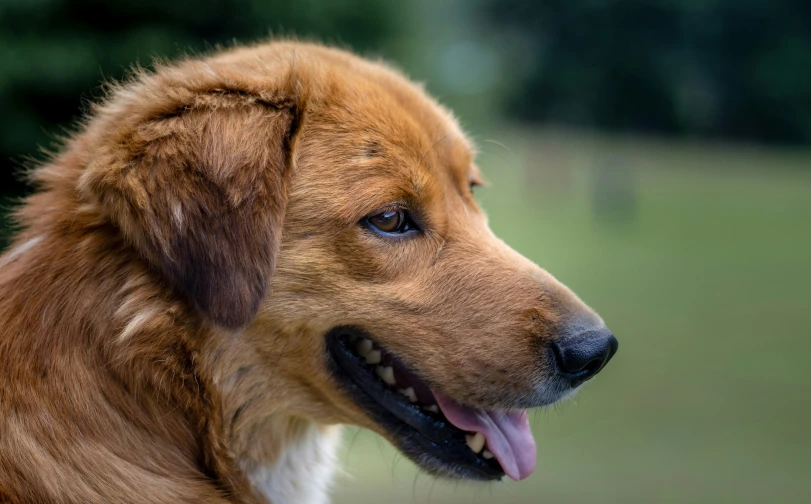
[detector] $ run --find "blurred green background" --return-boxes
[1,1,810,503]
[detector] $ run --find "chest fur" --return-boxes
[245,424,342,504]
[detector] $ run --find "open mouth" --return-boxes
[325,327,537,481]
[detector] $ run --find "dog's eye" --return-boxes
[366,209,417,236]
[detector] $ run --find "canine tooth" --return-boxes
[466,432,485,454]
[365,349,382,364]
[356,338,373,356]
[376,366,396,385]
[482,449,494,459]
[423,404,439,413]
[398,387,417,403]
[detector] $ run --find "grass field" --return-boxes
[2,128,809,503]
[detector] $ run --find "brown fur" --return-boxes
[0,41,604,503]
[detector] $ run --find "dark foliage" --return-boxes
[486,0,811,145]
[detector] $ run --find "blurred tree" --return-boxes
[484,0,811,146]
[0,0,401,196]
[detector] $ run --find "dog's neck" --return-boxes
[110,268,344,503]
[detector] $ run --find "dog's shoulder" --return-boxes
[0,233,237,503]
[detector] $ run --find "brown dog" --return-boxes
[0,41,617,503]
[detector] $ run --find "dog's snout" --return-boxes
[551,328,618,385]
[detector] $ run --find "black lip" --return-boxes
[325,326,504,480]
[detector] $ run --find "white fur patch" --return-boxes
[248,424,342,504]
[172,201,184,229]
[118,307,160,342]
[0,236,43,269]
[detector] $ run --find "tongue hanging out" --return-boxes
[434,392,537,481]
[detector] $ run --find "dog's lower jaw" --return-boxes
[240,421,342,504]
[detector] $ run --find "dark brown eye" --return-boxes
[365,209,418,236]
[370,210,402,232]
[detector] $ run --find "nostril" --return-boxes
[551,328,618,384]
[582,357,604,375]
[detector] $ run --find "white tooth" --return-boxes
[399,387,416,403]
[423,404,439,413]
[376,366,396,385]
[365,349,381,364]
[466,432,485,454]
[356,338,373,356]
[482,449,494,459]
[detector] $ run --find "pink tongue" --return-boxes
[434,393,536,481]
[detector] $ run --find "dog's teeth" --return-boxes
[365,349,381,365]
[482,449,494,459]
[398,387,417,403]
[466,432,485,454]
[376,366,396,385]
[423,404,439,413]
[355,338,373,356]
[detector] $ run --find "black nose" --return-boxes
[551,328,618,385]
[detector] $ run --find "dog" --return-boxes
[0,41,618,503]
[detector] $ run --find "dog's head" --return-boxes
[78,42,617,482]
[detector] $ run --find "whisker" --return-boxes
[482,138,514,157]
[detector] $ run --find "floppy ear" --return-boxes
[80,91,301,328]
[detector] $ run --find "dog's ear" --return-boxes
[79,90,301,328]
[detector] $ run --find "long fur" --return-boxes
[0,41,603,503]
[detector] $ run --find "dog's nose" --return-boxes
[551,327,618,385]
